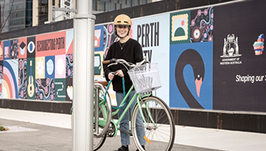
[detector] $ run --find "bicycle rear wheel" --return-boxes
[93,87,108,151]
[93,104,107,150]
[131,96,175,151]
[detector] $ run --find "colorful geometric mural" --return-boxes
[45,56,55,79]
[3,40,11,59]
[2,0,266,113]
[36,31,66,57]
[18,59,27,99]
[190,7,213,42]
[169,7,213,110]
[0,41,3,60]
[3,59,18,99]
[27,58,35,99]
[0,29,73,101]
[66,54,73,78]
[35,78,55,100]
[55,78,66,101]
[18,38,27,59]
[170,11,191,44]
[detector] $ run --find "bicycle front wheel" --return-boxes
[131,96,175,151]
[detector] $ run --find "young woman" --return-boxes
[103,14,146,151]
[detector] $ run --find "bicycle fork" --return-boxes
[137,94,158,130]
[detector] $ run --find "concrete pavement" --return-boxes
[0,108,266,151]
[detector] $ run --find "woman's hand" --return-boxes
[108,72,115,80]
[116,70,124,77]
[108,70,124,80]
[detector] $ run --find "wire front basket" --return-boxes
[128,63,161,93]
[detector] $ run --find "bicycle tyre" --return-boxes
[93,104,107,150]
[93,89,107,150]
[131,96,175,151]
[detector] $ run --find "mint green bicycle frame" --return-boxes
[95,83,155,138]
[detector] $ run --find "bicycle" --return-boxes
[93,58,175,151]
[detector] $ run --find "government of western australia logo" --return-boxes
[220,34,242,65]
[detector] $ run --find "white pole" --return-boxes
[72,0,95,150]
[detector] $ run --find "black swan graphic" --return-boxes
[175,49,204,109]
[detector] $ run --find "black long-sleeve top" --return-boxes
[103,38,143,92]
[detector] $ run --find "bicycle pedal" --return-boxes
[118,128,132,136]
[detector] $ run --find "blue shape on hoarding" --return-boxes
[94,25,105,52]
[170,42,213,110]
[45,56,55,79]
[3,41,11,59]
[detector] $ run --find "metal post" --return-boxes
[72,0,95,150]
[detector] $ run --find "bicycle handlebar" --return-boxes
[102,58,149,69]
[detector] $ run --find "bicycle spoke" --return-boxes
[131,96,175,151]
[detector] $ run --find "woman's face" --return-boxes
[116,25,129,38]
